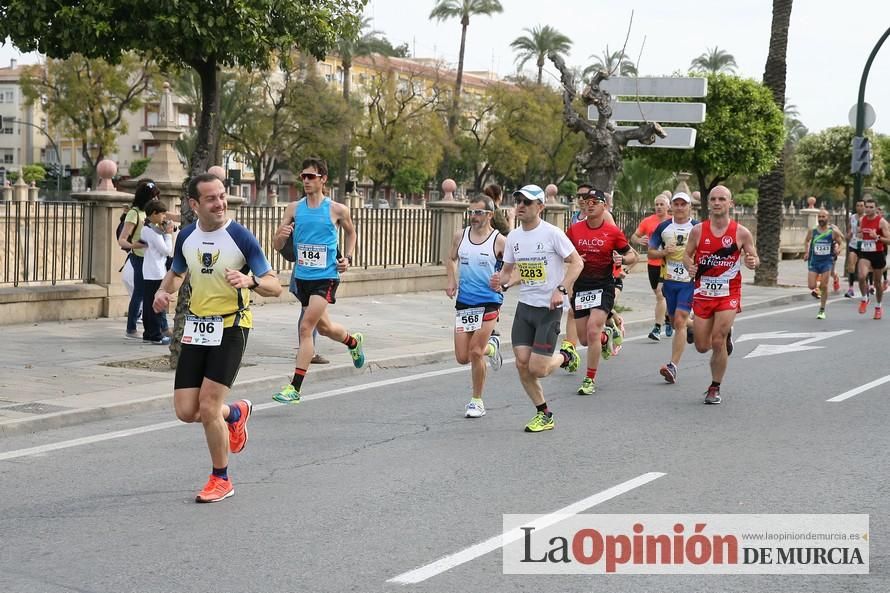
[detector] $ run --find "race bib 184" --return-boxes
[298,243,328,268]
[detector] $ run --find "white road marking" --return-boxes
[387,472,665,585]
[827,374,890,402]
[0,297,834,462]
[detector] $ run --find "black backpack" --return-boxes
[117,207,138,252]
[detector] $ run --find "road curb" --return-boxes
[0,291,815,438]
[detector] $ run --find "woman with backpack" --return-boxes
[119,180,161,339]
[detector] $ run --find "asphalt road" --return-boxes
[1,297,887,593]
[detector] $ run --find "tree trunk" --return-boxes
[754,0,793,286]
[337,61,352,203]
[442,19,469,180]
[170,56,221,368]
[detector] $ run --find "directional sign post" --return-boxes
[737,330,852,359]
[590,76,707,150]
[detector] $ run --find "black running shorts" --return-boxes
[294,278,340,307]
[175,326,249,389]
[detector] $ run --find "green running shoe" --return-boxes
[816,310,826,320]
[601,328,614,360]
[560,340,580,373]
[273,384,301,404]
[349,332,366,368]
[577,377,596,395]
[524,411,555,432]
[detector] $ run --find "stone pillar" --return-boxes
[674,172,692,196]
[800,207,819,230]
[13,176,28,202]
[395,193,404,209]
[226,194,245,220]
[428,200,467,265]
[1,185,11,201]
[71,160,134,317]
[119,81,188,214]
[28,181,39,202]
[441,179,457,201]
[544,201,570,229]
[349,191,362,210]
[545,183,559,204]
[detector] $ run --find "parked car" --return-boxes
[363,199,390,209]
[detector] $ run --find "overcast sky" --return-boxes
[2,1,888,135]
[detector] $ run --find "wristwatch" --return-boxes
[248,275,260,290]
[501,283,510,292]
[556,285,568,295]
[345,255,354,265]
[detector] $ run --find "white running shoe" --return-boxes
[465,400,486,418]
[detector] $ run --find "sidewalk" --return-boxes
[0,258,829,436]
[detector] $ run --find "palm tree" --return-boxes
[429,0,503,174]
[754,0,793,286]
[583,45,637,80]
[336,17,393,201]
[690,46,738,74]
[783,103,807,146]
[510,25,572,85]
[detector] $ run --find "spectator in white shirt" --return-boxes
[142,200,176,344]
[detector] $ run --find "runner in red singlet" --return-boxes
[855,197,890,319]
[684,185,759,405]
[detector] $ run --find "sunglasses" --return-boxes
[514,197,537,206]
[582,196,606,204]
[468,209,491,215]
[300,172,323,180]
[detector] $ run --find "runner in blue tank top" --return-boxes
[271,157,366,404]
[445,195,506,418]
[804,209,844,319]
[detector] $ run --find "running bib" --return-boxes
[813,243,831,256]
[574,289,603,311]
[860,240,877,252]
[517,261,546,286]
[698,278,729,297]
[297,243,327,268]
[183,315,223,346]
[455,307,484,333]
[667,262,690,282]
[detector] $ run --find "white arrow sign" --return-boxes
[741,330,852,359]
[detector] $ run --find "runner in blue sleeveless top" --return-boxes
[271,157,366,404]
[445,195,506,418]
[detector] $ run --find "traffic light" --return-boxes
[851,136,873,176]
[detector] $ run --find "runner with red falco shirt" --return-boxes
[566,189,637,395]
[684,185,758,405]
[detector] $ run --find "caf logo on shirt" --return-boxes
[200,249,221,274]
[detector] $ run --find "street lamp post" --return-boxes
[2,116,63,192]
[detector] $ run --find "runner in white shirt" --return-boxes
[490,185,583,433]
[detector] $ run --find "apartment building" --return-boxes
[0,59,50,181]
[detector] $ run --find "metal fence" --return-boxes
[235,205,443,270]
[0,201,93,287]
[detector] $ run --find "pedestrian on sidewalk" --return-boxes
[119,180,159,339]
[140,200,175,344]
[153,172,282,503]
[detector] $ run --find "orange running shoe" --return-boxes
[833,274,840,293]
[875,307,883,320]
[859,300,868,314]
[228,399,252,454]
[195,475,234,503]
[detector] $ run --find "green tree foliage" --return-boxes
[354,70,446,205]
[794,126,885,200]
[510,25,572,86]
[583,46,637,80]
[20,53,158,184]
[1,0,366,177]
[634,74,785,207]
[486,82,585,189]
[689,46,738,74]
[612,158,674,212]
[224,56,355,204]
[128,157,152,178]
[392,165,429,195]
[21,164,47,184]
